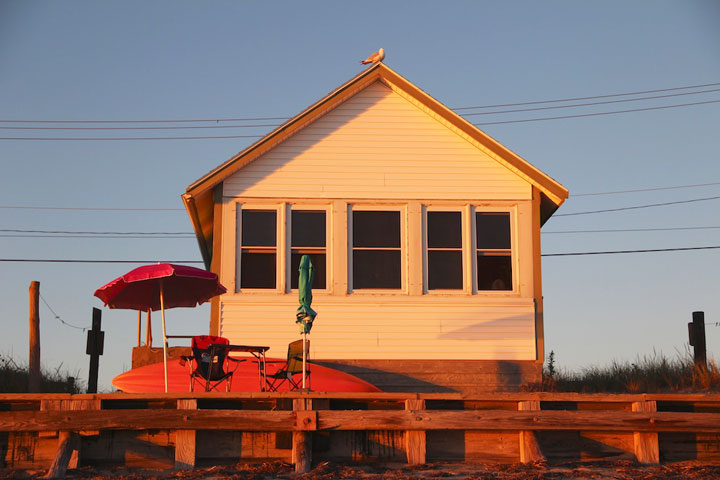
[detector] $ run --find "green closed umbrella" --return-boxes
[295,255,317,388]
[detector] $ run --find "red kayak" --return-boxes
[112,358,380,393]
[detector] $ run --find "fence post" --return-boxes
[518,400,544,463]
[175,399,197,470]
[632,400,659,464]
[86,308,104,394]
[688,311,707,370]
[293,398,315,473]
[29,281,41,393]
[405,398,426,465]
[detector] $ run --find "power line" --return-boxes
[0,259,204,263]
[0,134,263,141]
[39,293,89,331]
[542,245,720,256]
[3,245,720,263]
[571,181,720,197]
[0,228,192,235]
[543,226,720,234]
[0,123,280,131]
[0,205,185,211]
[454,81,720,110]
[554,195,720,217]
[472,99,720,126]
[460,88,720,117]
[0,234,194,239]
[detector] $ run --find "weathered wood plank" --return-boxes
[293,399,312,473]
[405,399,426,464]
[43,432,78,479]
[518,400,544,463]
[633,401,660,464]
[175,399,197,470]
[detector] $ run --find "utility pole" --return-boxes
[28,281,41,393]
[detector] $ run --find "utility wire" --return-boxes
[0,205,185,211]
[4,88,720,131]
[472,99,720,126]
[0,229,192,234]
[39,293,89,331]
[554,195,720,217]
[542,245,720,256]
[3,81,717,123]
[543,226,720,234]
[0,234,194,239]
[572,181,720,197]
[453,81,720,110]
[3,245,720,262]
[460,88,720,116]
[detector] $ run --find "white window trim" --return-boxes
[348,204,408,294]
[235,203,285,294]
[423,205,470,295]
[287,203,332,294]
[471,204,518,295]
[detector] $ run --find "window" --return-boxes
[476,212,512,291]
[352,210,401,289]
[239,209,277,289]
[290,210,327,290]
[427,211,463,290]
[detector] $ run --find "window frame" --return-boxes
[235,203,284,293]
[287,204,332,293]
[423,206,468,294]
[348,204,407,294]
[471,205,517,294]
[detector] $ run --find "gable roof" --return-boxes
[183,63,568,268]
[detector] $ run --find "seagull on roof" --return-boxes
[361,48,385,64]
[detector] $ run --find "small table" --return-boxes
[208,344,270,391]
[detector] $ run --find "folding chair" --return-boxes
[265,339,310,391]
[181,335,243,392]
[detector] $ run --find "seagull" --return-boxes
[361,48,385,64]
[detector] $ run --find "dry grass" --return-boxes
[530,350,720,393]
[0,353,82,393]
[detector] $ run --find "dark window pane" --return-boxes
[477,254,512,291]
[428,211,462,248]
[292,211,326,247]
[428,250,463,290]
[353,211,400,248]
[353,250,401,289]
[242,210,276,246]
[240,251,276,289]
[291,252,327,290]
[476,212,510,249]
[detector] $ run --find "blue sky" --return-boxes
[1,1,719,391]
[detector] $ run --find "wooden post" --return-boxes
[146,309,152,346]
[632,400,660,464]
[86,308,104,394]
[688,311,707,370]
[405,399,426,465]
[137,311,142,347]
[175,399,197,470]
[518,400,544,463]
[42,398,100,478]
[29,281,41,393]
[293,398,313,473]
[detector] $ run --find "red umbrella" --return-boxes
[94,263,226,392]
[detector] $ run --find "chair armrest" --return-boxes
[178,355,193,366]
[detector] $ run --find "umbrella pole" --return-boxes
[302,332,307,389]
[160,285,168,393]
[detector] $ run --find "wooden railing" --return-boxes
[2,392,720,477]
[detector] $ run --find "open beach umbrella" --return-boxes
[295,255,317,389]
[94,263,226,392]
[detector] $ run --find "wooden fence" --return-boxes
[2,392,720,477]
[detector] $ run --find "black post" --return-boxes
[688,311,707,370]
[86,308,104,393]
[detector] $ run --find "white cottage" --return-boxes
[182,63,568,392]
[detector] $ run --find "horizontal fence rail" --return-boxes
[1,392,719,476]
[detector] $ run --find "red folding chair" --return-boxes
[181,335,243,392]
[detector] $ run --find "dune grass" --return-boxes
[0,353,82,393]
[533,350,720,393]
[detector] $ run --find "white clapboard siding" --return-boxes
[219,299,536,361]
[223,81,531,201]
